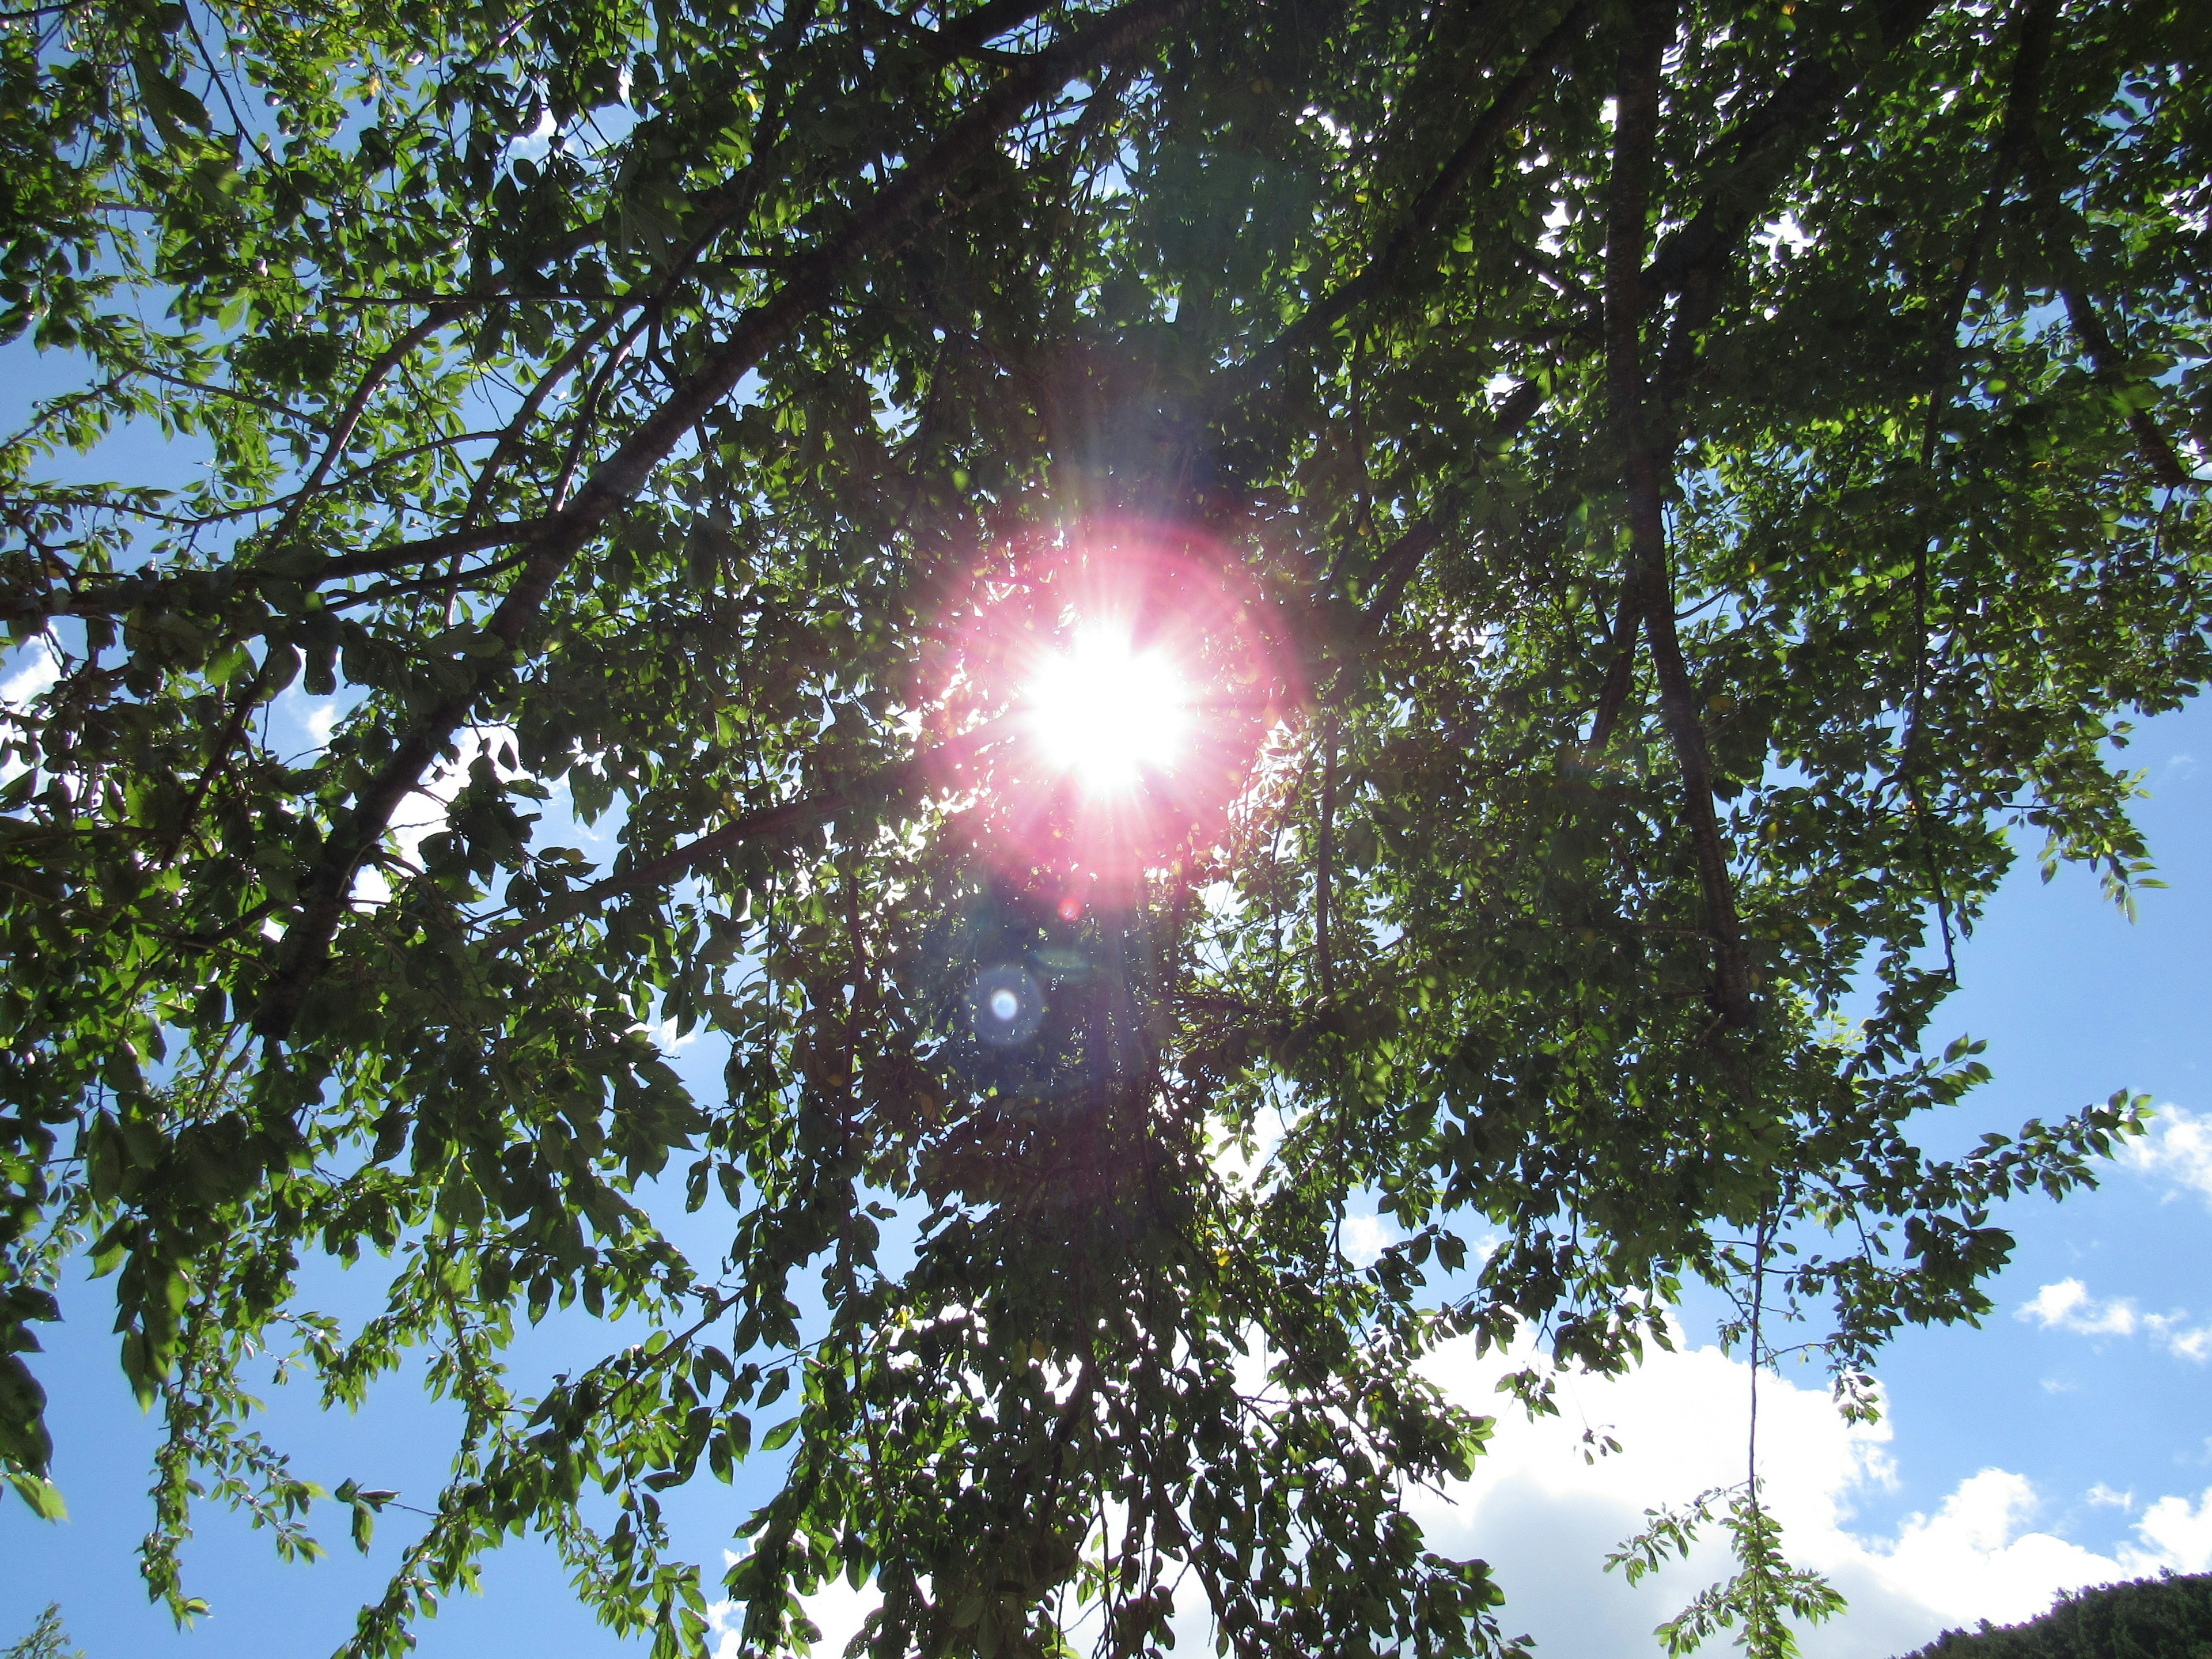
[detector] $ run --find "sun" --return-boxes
[1026,628,1192,795]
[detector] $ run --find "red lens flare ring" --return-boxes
[921,517,1299,903]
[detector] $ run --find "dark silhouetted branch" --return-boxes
[1606,0,1753,1029]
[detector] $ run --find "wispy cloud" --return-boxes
[2017,1278,2212,1362]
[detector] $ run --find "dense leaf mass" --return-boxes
[1900,1573,2212,1658]
[0,0,2205,1652]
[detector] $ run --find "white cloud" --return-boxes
[301,695,342,749]
[1339,1211,1400,1266]
[2134,1490,2212,1574]
[1396,1332,2206,1657]
[711,1333,2212,1659]
[710,1559,880,1659]
[2,639,64,786]
[2016,1277,2212,1364]
[2122,1104,2212,1206]
[350,722,520,906]
[2,638,62,711]
[2018,1278,2139,1336]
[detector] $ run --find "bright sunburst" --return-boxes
[1027,628,1192,795]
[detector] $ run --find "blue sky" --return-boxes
[3,338,2209,1658]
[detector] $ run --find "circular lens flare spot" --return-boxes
[1027,629,1191,795]
[970,964,1045,1048]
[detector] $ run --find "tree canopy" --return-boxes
[0,0,2205,1653]
[1902,1573,2212,1658]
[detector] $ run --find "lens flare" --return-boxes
[918,517,1303,892]
[1026,629,1191,795]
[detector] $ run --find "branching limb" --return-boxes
[1642,0,1942,302]
[1255,0,1596,375]
[456,312,630,530]
[1920,0,2058,468]
[1605,0,1753,1028]
[252,0,1200,1039]
[264,311,454,554]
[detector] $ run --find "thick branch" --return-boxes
[1605,0,1753,1029]
[252,0,1198,1037]
[1642,585,1753,1027]
[858,0,1047,63]
[1585,585,1641,751]
[1601,0,1952,766]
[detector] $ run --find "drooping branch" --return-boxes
[251,0,1200,1037]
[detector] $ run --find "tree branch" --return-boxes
[1920,0,2057,469]
[486,719,1010,950]
[251,0,1199,1037]
[264,311,453,555]
[1256,0,1596,374]
[1586,583,1641,752]
[2021,144,2192,488]
[1352,380,1546,634]
[1906,0,2059,986]
[1642,0,1942,304]
[1605,0,1753,1029]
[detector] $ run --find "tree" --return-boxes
[0,0,2203,1652]
[2,1605,84,1659]
[1900,1573,2212,1658]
